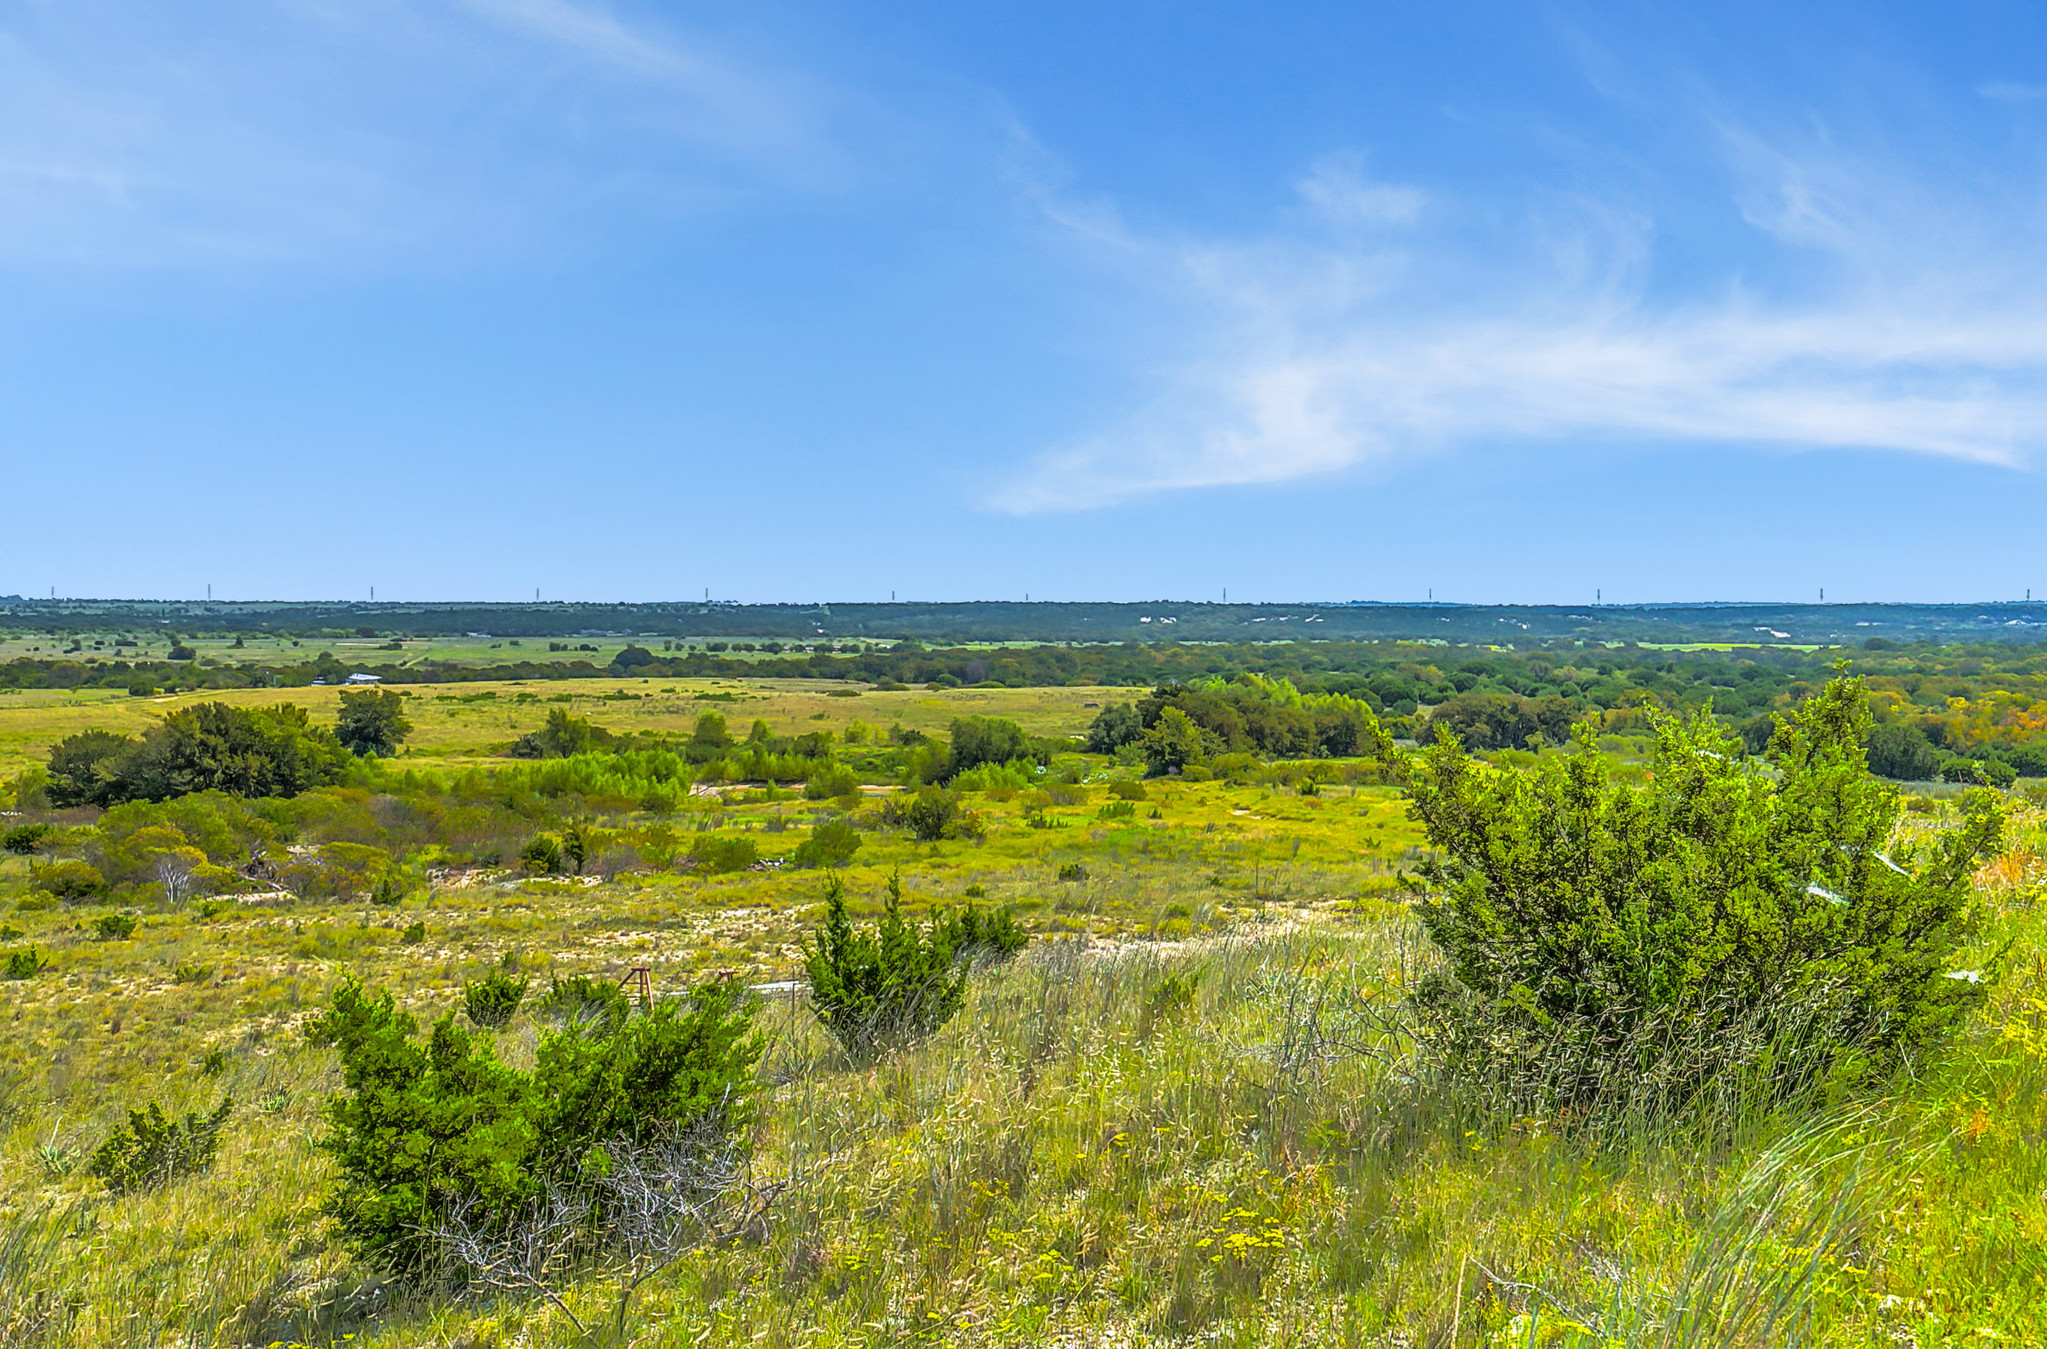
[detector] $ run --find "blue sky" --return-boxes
[5,0,2047,605]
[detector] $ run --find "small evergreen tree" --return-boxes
[89,1098,234,1194]
[935,903,1027,964]
[464,966,529,1029]
[802,872,967,1060]
[308,976,761,1280]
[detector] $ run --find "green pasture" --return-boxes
[0,679,2044,1347]
[0,677,1145,780]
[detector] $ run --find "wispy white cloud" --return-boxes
[457,0,679,73]
[1978,80,2047,103]
[1293,153,1425,228]
[991,122,2047,513]
[0,0,842,269]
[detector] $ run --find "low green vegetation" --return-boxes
[0,665,2041,1346]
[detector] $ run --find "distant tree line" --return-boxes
[15,637,2047,783]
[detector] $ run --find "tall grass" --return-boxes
[1,905,2042,1346]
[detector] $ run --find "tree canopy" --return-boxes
[47,702,348,806]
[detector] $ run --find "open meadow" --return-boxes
[0,671,2044,1347]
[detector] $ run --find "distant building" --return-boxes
[345,672,382,685]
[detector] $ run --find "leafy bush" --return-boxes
[935,903,1028,964]
[1085,703,1144,754]
[509,707,616,760]
[802,872,968,1061]
[790,816,861,869]
[803,762,860,800]
[464,967,529,1029]
[94,912,138,940]
[879,786,985,842]
[944,716,1035,779]
[400,920,427,944]
[1941,757,2018,788]
[4,947,49,979]
[1399,675,2005,1119]
[1866,721,1945,781]
[88,1098,233,1194]
[32,859,103,902]
[521,834,565,875]
[1,823,52,855]
[1105,778,1148,801]
[307,976,761,1279]
[46,702,346,806]
[335,688,413,757]
[1056,863,1088,883]
[1140,707,1213,777]
[685,834,759,875]
[1096,800,1137,820]
[533,973,633,1033]
[951,760,1036,793]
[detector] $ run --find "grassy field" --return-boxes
[0,682,2043,1346]
[0,632,809,670]
[0,678,1147,780]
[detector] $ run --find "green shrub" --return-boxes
[463,967,529,1029]
[1086,704,1144,754]
[1,823,52,855]
[1398,674,2005,1119]
[1057,863,1088,883]
[94,912,138,940]
[944,716,1034,780]
[685,834,758,875]
[1106,777,1148,801]
[4,947,49,979]
[1096,800,1137,820]
[88,1098,233,1194]
[47,702,345,807]
[369,869,409,906]
[950,761,1035,793]
[400,920,427,945]
[534,972,633,1033]
[804,762,860,800]
[172,962,211,985]
[521,833,564,875]
[935,903,1028,964]
[879,786,985,842]
[307,975,762,1279]
[802,872,968,1061]
[1940,757,2018,788]
[33,859,103,902]
[790,816,861,869]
